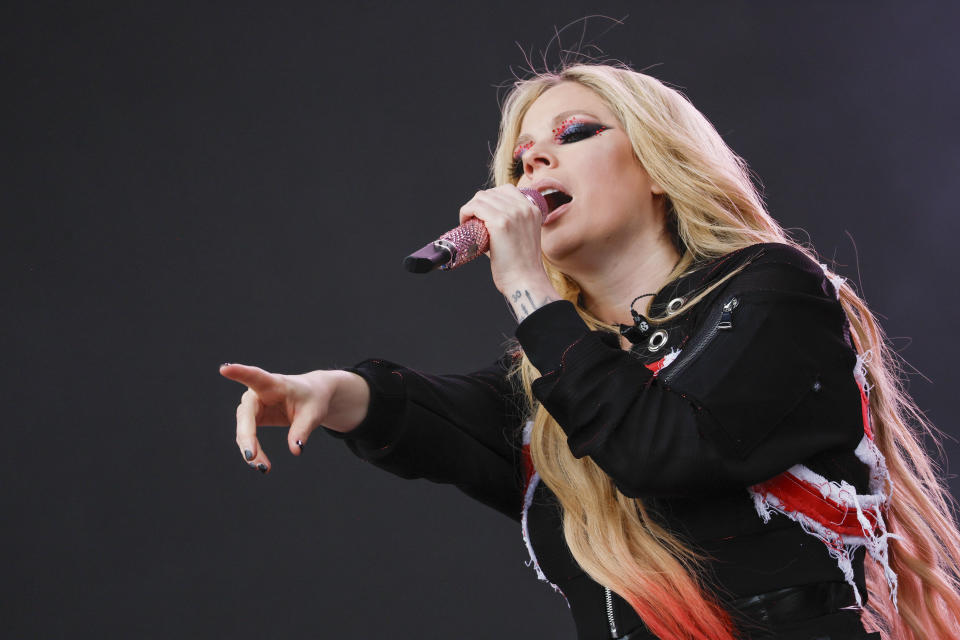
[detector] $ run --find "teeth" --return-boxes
[539,188,559,195]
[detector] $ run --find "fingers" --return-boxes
[220,363,285,403]
[222,363,284,474]
[235,388,271,473]
[287,405,320,456]
[458,185,540,227]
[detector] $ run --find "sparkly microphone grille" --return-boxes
[403,188,549,274]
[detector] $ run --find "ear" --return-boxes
[650,180,665,196]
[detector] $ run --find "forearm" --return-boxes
[322,355,527,521]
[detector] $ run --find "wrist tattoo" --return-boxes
[506,288,558,323]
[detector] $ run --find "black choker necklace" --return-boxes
[616,255,686,344]
[617,293,656,344]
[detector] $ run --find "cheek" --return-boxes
[585,169,657,237]
[587,156,647,211]
[607,153,656,207]
[576,153,623,203]
[587,138,642,184]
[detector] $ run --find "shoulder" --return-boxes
[701,242,823,279]
[702,242,835,299]
[650,243,834,319]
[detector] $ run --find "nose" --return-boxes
[521,140,556,177]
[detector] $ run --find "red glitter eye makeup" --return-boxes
[510,119,610,179]
[511,141,533,179]
[513,141,533,160]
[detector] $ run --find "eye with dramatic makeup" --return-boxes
[552,117,610,144]
[510,118,611,180]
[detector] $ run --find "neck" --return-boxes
[573,234,682,327]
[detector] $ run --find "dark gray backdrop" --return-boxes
[4,2,958,638]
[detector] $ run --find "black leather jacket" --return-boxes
[325,243,879,639]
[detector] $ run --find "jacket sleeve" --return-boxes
[515,257,865,498]
[322,351,527,522]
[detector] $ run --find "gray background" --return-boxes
[4,1,958,638]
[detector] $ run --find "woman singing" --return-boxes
[219,64,960,639]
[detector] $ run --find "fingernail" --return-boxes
[248,462,257,469]
[220,362,231,367]
[296,440,304,450]
[257,463,268,474]
[244,449,254,461]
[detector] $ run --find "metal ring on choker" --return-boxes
[666,297,686,315]
[647,329,668,352]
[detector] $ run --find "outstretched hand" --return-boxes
[219,363,368,473]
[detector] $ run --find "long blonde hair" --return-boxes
[492,64,960,639]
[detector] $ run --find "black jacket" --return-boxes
[324,243,878,639]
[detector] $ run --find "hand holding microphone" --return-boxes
[403,186,549,274]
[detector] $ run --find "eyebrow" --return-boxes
[515,110,606,146]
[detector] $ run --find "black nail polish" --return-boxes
[248,462,257,469]
[296,440,304,450]
[221,362,231,367]
[244,449,254,461]
[257,463,268,474]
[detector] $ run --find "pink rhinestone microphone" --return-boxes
[403,188,549,273]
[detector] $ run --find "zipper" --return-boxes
[660,295,739,384]
[602,295,739,638]
[717,296,739,330]
[604,586,618,637]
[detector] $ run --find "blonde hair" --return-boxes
[492,63,960,639]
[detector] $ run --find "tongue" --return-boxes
[543,191,572,212]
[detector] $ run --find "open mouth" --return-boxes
[539,188,573,212]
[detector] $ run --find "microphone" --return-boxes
[403,188,549,274]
